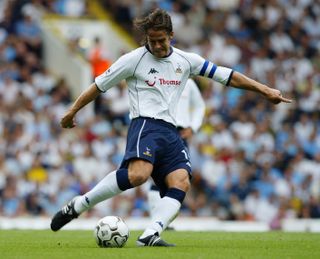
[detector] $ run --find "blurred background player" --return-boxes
[147,78,205,225]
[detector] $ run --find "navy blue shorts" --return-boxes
[119,117,192,196]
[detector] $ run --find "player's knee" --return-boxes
[178,177,190,192]
[128,159,153,186]
[129,172,149,186]
[166,170,190,192]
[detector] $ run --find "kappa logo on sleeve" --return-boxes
[105,68,111,75]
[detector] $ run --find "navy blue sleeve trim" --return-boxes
[208,64,217,78]
[199,60,209,76]
[226,70,234,86]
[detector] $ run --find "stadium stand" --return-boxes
[0,0,319,230]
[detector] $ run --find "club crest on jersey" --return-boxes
[143,147,152,157]
[148,68,159,74]
[175,64,182,74]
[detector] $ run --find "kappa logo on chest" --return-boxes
[148,68,159,74]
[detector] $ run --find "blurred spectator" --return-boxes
[88,37,112,79]
[25,191,45,216]
[26,154,48,183]
[52,0,87,17]
[87,36,112,115]
[0,176,25,217]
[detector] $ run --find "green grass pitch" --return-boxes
[0,230,319,259]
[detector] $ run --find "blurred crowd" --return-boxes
[1,0,320,229]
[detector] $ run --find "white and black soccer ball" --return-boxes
[94,216,130,248]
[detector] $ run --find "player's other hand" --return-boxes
[60,112,76,128]
[266,88,292,104]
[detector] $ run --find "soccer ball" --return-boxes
[94,216,130,248]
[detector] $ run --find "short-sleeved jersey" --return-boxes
[95,46,232,126]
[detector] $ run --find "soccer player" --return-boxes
[147,78,205,225]
[50,9,292,246]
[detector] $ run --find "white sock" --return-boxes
[140,196,181,238]
[74,170,122,214]
[147,189,161,219]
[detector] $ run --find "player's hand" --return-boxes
[60,111,76,128]
[266,88,292,104]
[180,127,193,139]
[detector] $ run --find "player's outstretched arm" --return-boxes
[229,71,292,104]
[60,83,101,128]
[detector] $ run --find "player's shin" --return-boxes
[74,170,129,214]
[140,188,185,238]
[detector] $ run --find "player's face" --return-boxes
[146,29,173,58]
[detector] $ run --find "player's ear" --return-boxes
[169,32,174,40]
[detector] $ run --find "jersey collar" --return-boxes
[145,45,173,59]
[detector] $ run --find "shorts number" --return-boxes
[181,149,189,160]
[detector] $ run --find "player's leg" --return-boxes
[51,117,154,231]
[146,135,189,231]
[138,168,190,245]
[74,159,153,213]
[137,124,191,246]
[50,159,153,231]
[147,184,175,231]
[137,169,190,246]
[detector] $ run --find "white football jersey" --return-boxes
[95,46,232,126]
[176,79,205,132]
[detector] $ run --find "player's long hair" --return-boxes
[134,8,173,45]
